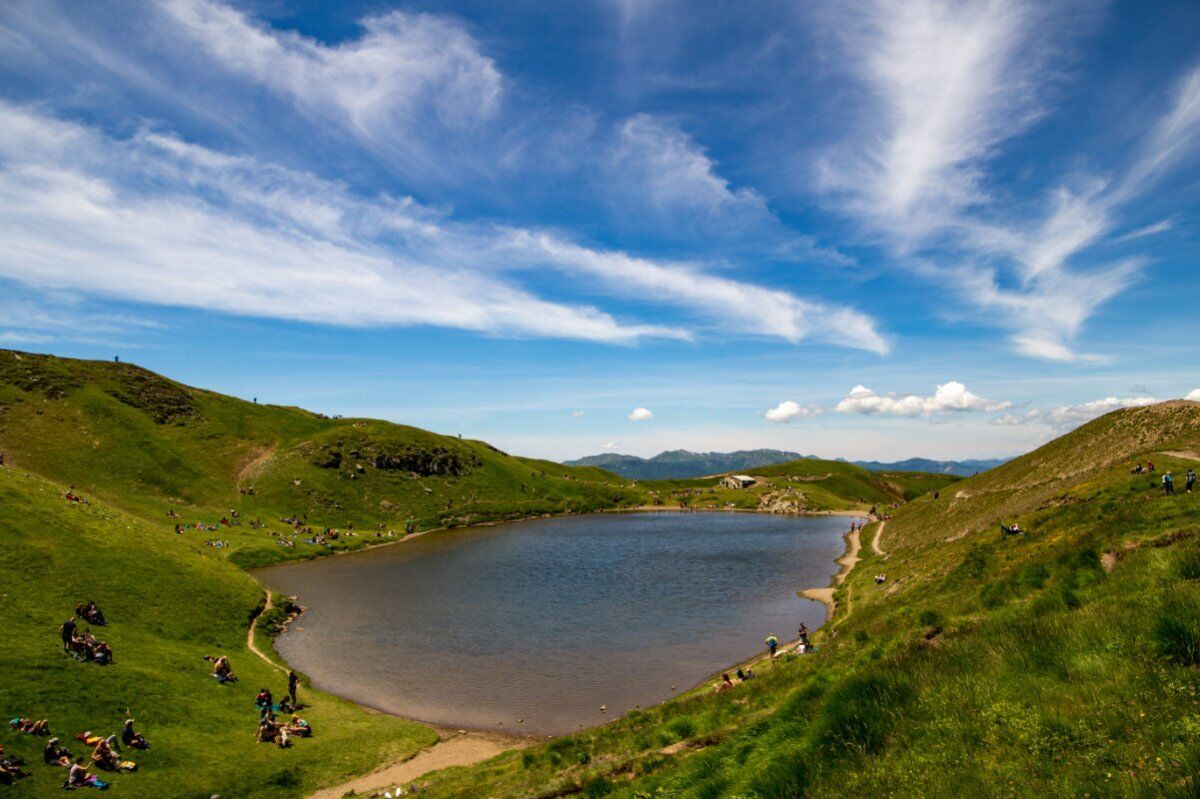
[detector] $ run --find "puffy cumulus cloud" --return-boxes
[1186,389,1200,402]
[835,381,1011,417]
[602,441,619,450]
[628,407,654,421]
[1043,396,1158,428]
[764,400,823,424]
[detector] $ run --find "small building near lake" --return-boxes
[719,474,758,490]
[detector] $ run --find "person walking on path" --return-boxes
[765,634,780,659]
[1187,469,1196,494]
[288,670,299,706]
[1163,472,1175,495]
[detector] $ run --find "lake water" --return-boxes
[257,512,849,735]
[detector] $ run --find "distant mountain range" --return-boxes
[564,449,1008,479]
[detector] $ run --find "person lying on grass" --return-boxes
[285,714,312,738]
[44,737,72,766]
[255,717,290,748]
[0,758,31,785]
[10,717,50,735]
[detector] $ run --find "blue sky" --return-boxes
[0,0,1198,461]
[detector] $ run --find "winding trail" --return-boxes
[305,730,528,799]
[871,519,888,557]
[247,592,286,674]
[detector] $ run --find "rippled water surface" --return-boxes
[258,512,848,734]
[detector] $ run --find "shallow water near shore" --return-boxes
[258,512,849,735]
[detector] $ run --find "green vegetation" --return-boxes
[409,401,1200,798]
[0,349,949,797]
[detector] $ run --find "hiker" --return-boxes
[121,719,148,750]
[44,737,72,766]
[714,673,735,694]
[288,669,299,705]
[1163,472,1175,495]
[765,634,780,658]
[61,616,77,651]
[1187,469,1196,493]
[797,622,810,646]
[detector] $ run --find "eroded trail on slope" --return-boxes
[871,520,888,557]
[247,592,286,673]
[305,730,527,799]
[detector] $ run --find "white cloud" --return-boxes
[0,102,682,345]
[835,381,1011,417]
[988,410,1042,426]
[822,2,1200,362]
[628,407,654,421]
[608,115,769,228]
[1185,389,1200,402]
[570,410,586,418]
[764,400,823,424]
[1112,219,1173,244]
[1043,396,1158,427]
[511,232,889,353]
[602,441,619,450]
[159,0,501,140]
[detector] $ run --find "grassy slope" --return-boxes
[0,350,953,797]
[0,467,436,799]
[414,401,1200,799]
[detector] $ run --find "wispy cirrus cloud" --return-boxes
[820,0,1200,361]
[0,103,884,351]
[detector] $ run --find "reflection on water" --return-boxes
[258,512,849,734]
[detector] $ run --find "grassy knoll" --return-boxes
[411,401,1200,798]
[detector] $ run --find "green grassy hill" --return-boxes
[0,349,958,798]
[411,400,1200,798]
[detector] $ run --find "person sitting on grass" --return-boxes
[285,714,311,738]
[1000,522,1023,536]
[120,719,148,750]
[68,757,92,787]
[255,688,274,712]
[209,655,236,684]
[713,673,735,694]
[75,601,106,626]
[44,737,72,766]
[10,717,50,736]
[0,758,30,785]
[91,737,121,771]
[277,695,294,715]
[736,667,755,681]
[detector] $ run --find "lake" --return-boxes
[257,511,850,735]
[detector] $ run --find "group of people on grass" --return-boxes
[4,716,147,788]
[60,612,113,665]
[253,671,311,748]
[1160,468,1196,495]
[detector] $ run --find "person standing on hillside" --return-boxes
[1163,472,1175,495]
[60,617,76,652]
[1186,469,1196,493]
[765,634,779,658]
[288,670,299,706]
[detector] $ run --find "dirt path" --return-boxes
[305,730,528,799]
[799,526,861,621]
[246,592,286,674]
[871,520,888,557]
[236,443,277,486]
